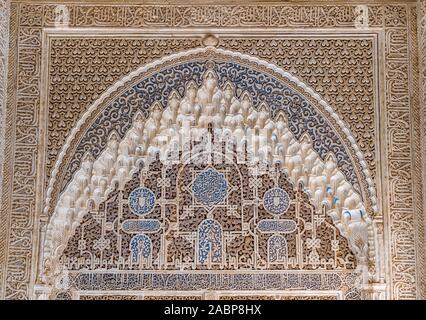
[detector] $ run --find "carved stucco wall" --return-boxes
[0,0,424,300]
[0,0,9,236]
[0,0,9,299]
[40,51,372,300]
[418,0,426,300]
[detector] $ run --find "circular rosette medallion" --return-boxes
[192,168,228,207]
[263,187,290,215]
[128,187,156,215]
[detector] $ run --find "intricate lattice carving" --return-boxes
[1,1,423,301]
[47,51,375,265]
[219,38,376,181]
[41,70,373,302]
[47,38,201,185]
[59,160,357,271]
[45,63,368,276]
[47,37,376,194]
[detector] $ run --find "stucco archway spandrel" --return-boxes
[44,47,378,223]
[41,63,376,299]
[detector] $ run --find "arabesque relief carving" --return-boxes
[0,0,10,295]
[417,0,426,298]
[44,66,369,266]
[0,1,424,300]
[47,37,376,193]
[41,60,372,300]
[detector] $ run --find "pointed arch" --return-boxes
[130,234,152,264]
[44,47,377,222]
[42,69,374,282]
[197,219,223,265]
